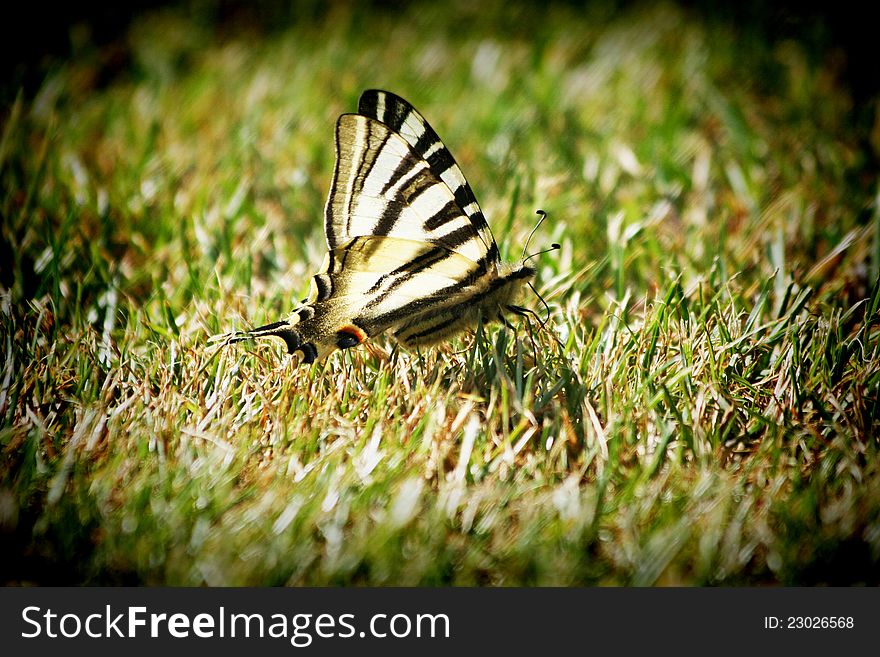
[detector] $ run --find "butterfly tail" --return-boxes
[226,319,321,364]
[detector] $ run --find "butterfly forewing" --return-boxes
[357,90,498,264]
[325,115,490,265]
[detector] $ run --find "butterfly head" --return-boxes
[493,260,537,310]
[502,239,560,327]
[512,261,537,280]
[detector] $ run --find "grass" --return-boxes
[2,0,879,585]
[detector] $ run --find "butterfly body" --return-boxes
[235,90,535,365]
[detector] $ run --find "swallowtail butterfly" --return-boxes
[229,90,537,364]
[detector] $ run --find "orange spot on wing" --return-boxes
[338,324,367,344]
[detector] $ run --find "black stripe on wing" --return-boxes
[379,151,421,195]
[398,314,462,342]
[365,248,482,309]
[356,263,530,334]
[358,89,497,260]
[372,166,438,237]
[365,245,449,295]
[327,115,489,262]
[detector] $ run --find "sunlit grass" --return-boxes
[2,1,878,585]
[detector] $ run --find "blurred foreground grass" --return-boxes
[1,1,879,584]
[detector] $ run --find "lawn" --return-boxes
[2,0,878,585]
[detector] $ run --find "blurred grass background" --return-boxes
[1,0,879,585]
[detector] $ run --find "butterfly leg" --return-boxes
[500,304,538,364]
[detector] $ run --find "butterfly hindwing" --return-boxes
[244,236,490,361]
[314,236,526,350]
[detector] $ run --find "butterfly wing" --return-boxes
[356,89,499,263]
[241,236,487,362]
[325,91,500,271]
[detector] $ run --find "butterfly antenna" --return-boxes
[524,242,561,265]
[517,216,561,333]
[521,210,549,261]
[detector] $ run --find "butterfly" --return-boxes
[227,89,538,365]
